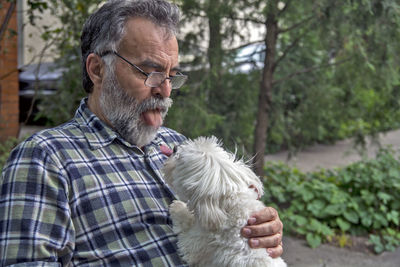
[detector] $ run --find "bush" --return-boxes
[262,147,400,253]
[0,138,19,173]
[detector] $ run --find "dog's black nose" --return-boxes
[173,146,178,153]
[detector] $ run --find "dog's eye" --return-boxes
[173,146,178,153]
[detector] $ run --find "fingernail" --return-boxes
[250,239,259,248]
[267,249,274,257]
[248,217,256,225]
[243,228,251,236]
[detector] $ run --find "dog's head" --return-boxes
[163,136,264,230]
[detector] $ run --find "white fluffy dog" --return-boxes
[163,136,286,267]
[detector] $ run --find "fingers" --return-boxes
[267,242,283,258]
[246,228,282,247]
[242,208,283,239]
[249,207,278,225]
[240,206,284,258]
[241,219,283,238]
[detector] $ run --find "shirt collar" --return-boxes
[74,98,169,152]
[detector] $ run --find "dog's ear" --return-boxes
[240,163,264,198]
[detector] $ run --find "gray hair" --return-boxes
[80,0,180,93]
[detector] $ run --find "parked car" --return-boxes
[19,62,64,123]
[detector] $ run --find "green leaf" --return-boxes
[387,211,400,225]
[373,213,389,228]
[320,224,334,237]
[344,210,359,224]
[336,218,351,232]
[369,234,384,254]
[377,192,392,204]
[324,204,343,216]
[361,216,372,227]
[299,187,314,202]
[307,199,326,216]
[294,215,307,226]
[306,233,322,248]
[361,190,375,205]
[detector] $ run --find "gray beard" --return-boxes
[99,70,172,148]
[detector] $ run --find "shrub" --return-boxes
[262,147,400,253]
[0,138,19,173]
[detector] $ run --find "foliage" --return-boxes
[24,0,400,158]
[36,58,85,125]
[174,0,400,158]
[263,0,400,153]
[262,147,400,253]
[25,0,101,125]
[0,138,18,173]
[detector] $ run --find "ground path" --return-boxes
[265,129,400,172]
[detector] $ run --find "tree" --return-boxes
[25,0,102,124]
[22,0,400,178]
[251,0,400,175]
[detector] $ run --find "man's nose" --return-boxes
[152,78,172,98]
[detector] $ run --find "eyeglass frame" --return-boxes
[98,51,188,89]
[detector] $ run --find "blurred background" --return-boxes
[1,0,400,265]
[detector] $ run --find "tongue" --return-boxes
[142,109,163,127]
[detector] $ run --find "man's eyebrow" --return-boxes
[171,66,182,72]
[139,59,182,72]
[139,59,162,69]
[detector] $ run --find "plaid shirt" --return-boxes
[0,99,187,266]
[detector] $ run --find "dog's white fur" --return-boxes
[163,136,286,267]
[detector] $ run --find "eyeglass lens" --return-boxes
[146,72,188,89]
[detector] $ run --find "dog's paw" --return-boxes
[169,200,194,232]
[169,200,189,217]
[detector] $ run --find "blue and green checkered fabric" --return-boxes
[0,98,187,266]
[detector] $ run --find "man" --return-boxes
[0,0,283,265]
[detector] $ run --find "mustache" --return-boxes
[136,97,173,114]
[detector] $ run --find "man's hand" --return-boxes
[241,207,283,258]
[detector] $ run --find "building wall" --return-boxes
[0,2,19,141]
[18,0,60,65]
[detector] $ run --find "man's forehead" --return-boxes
[122,17,175,44]
[119,18,177,54]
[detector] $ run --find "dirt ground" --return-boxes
[283,236,400,267]
[264,129,400,172]
[265,129,400,266]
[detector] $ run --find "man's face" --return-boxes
[99,17,179,147]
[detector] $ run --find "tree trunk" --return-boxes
[206,0,223,104]
[253,10,278,177]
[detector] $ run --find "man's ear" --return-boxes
[86,53,104,87]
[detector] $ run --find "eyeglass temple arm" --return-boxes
[98,50,149,77]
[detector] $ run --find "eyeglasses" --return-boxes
[100,51,188,89]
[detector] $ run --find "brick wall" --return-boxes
[0,2,19,142]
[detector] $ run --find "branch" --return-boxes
[277,0,292,16]
[227,16,265,25]
[274,30,309,70]
[232,59,261,69]
[226,40,265,53]
[182,10,207,19]
[0,1,16,44]
[273,58,351,85]
[0,68,18,81]
[23,34,58,124]
[278,15,314,34]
